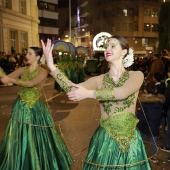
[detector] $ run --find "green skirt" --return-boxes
[83,126,151,170]
[0,97,72,170]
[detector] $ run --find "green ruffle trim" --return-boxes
[100,112,139,152]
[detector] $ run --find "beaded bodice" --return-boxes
[18,67,41,108]
[102,72,135,115]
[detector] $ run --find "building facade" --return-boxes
[75,0,167,55]
[0,0,39,53]
[37,0,59,42]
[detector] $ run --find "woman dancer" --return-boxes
[41,36,151,169]
[0,47,72,170]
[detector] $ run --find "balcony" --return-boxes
[38,10,58,20]
[39,26,59,35]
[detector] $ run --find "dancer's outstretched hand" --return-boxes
[67,83,95,101]
[41,39,56,72]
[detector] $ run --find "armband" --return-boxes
[96,88,115,101]
[55,71,72,92]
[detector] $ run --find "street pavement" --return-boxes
[0,75,170,170]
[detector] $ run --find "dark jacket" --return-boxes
[155,82,166,95]
[137,93,165,136]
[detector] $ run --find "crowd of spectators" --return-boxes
[0,49,27,75]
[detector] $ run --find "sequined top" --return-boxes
[99,72,135,115]
[8,66,48,108]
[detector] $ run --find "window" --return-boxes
[97,14,100,20]
[39,18,58,27]
[10,30,17,50]
[152,24,158,32]
[129,23,133,31]
[122,23,128,31]
[103,10,110,18]
[134,22,138,31]
[20,0,26,14]
[111,9,115,16]
[116,8,121,16]
[38,2,57,12]
[4,0,11,9]
[144,8,151,16]
[81,37,86,43]
[151,8,159,17]
[142,38,148,46]
[21,31,27,49]
[115,23,121,31]
[144,23,151,31]
[129,8,134,16]
[123,9,127,16]
[112,24,116,32]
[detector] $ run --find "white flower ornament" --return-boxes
[123,48,134,68]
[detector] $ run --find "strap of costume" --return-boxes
[100,111,139,152]
[18,67,41,108]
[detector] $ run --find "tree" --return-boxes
[158,2,170,53]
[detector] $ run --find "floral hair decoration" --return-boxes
[123,48,134,68]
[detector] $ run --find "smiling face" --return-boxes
[25,48,40,65]
[104,38,127,63]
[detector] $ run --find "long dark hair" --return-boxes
[29,47,43,58]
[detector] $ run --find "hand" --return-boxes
[67,83,94,101]
[1,76,11,84]
[41,39,56,72]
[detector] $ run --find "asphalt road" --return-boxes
[0,76,170,170]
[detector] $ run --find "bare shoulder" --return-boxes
[129,70,144,80]
[40,67,48,73]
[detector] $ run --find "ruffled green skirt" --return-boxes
[83,126,151,170]
[0,97,72,170]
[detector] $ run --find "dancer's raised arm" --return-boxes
[41,39,73,92]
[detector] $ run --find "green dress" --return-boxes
[83,72,151,170]
[0,67,72,170]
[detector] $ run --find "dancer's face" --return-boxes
[25,48,40,65]
[104,38,126,63]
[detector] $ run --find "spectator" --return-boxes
[137,81,165,163]
[161,67,170,158]
[153,72,166,94]
[146,53,164,83]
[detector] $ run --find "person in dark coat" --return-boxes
[153,72,167,132]
[146,53,164,83]
[161,67,170,160]
[137,82,165,163]
[153,72,166,95]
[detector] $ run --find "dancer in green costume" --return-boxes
[0,47,72,170]
[41,36,151,169]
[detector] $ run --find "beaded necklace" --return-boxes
[102,71,135,115]
[20,66,40,81]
